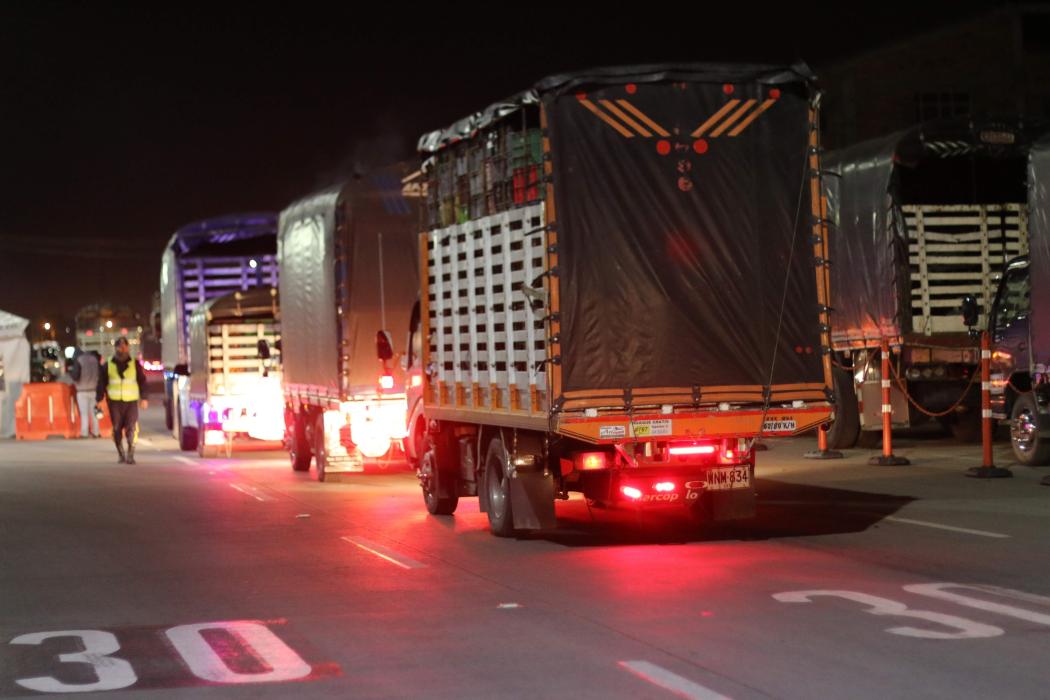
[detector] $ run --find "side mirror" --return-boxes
[173,363,189,376]
[961,294,980,329]
[376,330,394,361]
[257,339,271,360]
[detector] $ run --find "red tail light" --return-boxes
[718,438,748,464]
[410,374,423,388]
[669,444,716,456]
[576,452,607,470]
[379,374,394,390]
[654,481,676,492]
[622,486,643,500]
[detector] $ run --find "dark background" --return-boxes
[0,2,1010,331]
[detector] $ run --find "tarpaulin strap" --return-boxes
[814,168,841,178]
[539,312,560,324]
[762,386,773,403]
[824,386,836,404]
[623,388,633,410]
[814,257,831,267]
[523,224,555,237]
[811,217,834,227]
[691,385,702,408]
[551,396,565,414]
[532,266,559,281]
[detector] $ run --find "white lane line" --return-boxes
[173,456,197,466]
[884,517,1009,539]
[229,483,268,502]
[619,661,732,700]
[340,536,426,570]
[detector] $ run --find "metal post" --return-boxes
[869,338,909,466]
[966,330,1011,478]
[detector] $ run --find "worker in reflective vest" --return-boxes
[96,337,148,464]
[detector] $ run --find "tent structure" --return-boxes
[0,310,31,438]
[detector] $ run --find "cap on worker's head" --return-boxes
[114,337,129,349]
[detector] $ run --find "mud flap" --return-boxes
[509,470,556,530]
[707,488,757,522]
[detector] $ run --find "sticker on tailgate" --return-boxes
[630,419,672,438]
[599,425,626,439]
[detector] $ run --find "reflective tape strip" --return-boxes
[982,350,992,359]
[881,380,892,390]
[882,405,893,413]
[982,382,992,391]
[982,409,993,419]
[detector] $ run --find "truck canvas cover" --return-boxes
[278,164,420,400]
[1030,133,1050,370]
[543,64,825,399]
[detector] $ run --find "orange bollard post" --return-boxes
[869,338,909,466]
[966,330,1011,478]
[805,422,843,459]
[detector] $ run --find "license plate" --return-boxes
[762,419,797,433]
[703,466,751,491]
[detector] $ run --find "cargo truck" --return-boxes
[278,164,422,480]
[961,132,1050,465]
[824,120,1036,448]
[179,286,283,457]
[159,213,278,444]
[409,63,835,536]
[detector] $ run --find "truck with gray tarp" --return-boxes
[159,213,278,446]
[278,164,422,480]
[824,120,1037,448]
[408,63,835,536]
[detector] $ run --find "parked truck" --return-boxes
[408,63,835,536]
[278,164,423,480]
[961,132,1050,465]
[159,213,278,442]
[824,120,1036,448]
[179,286,283,456]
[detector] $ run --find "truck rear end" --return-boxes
[413,63,833,535]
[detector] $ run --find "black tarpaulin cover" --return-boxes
[544,65,825,395]
[823,134,905,346]
[1030,134,1050,370]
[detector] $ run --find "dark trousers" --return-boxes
[108,400,139,448]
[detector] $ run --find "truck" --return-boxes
[408,63,835,536]
[961,132,1050,465]
[181,286,283,457]
[278,164,423,480]
[824,120,1035,448]
[159,213,278,445]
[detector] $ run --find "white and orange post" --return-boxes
[966,330,1011,478]
[869,338,910,466]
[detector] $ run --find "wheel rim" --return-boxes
[421,450,437,506]
[488,459,507,516]
[1013,409,1038,454]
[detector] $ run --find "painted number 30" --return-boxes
[10,621,311,693]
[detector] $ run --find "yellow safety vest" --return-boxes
[107,359,141,402]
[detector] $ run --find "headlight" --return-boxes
[921,368,933,379]
[906,368,921,381]
[934,365,946,378]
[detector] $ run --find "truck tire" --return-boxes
[420,433,458,515]
[1011,393,1050,466]
[827,366,860,449]
[483,437,514,537]
[313,412,328,482]
[175,398,197,452]
[289,412,312,472]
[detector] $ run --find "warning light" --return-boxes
[669,444,717,456]
[769,88,781,100]
[577,452,607,470]
[106,320,113,329]
[379,375,394,390]
[693,139,708,154]
[654,482,676,493]
[656,140,671,156]
[120,328,128,335]
[410,374,423,388]
[621,486,643,500]
[86,330,94,337]
[249,259,258,269]
[723,84,735,95]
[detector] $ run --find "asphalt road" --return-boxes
[2,406,1049,699]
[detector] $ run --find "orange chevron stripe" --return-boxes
[579,99,634,137]
[727,99,776,136]
[710,99,757,137]
[691,100,739,137]
[615,100,670,137]
[599,99,651,136]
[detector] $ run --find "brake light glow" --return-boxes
[379,374,394,390]
[204,429,226,446]
[410,374,423,388]
[654,481,676,492]
[577,452,607,470]
[669,444,717,456]
[622,486,643,500]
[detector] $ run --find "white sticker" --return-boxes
[599,425,626,439]
[630,419,672,438]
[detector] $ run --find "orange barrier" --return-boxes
[15,383,80,440]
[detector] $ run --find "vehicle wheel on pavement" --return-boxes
[948,411,983,443]
[1011,393,1050,466]
[484,436,514,537]
[175,399,197,451]
[289,412,312,472]
[827,366,860,449]
[313,412,328,482]
[420,432,458,515]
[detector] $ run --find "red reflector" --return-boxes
[669,444,716,456]
[410,374,423,388]
[654,481,675,492]
[379,375,394,389]
[622,486,643,500]
[578,452,607,470]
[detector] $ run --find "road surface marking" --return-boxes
[885,517,1009,538]
[618,661,731,700]
[904,583,1050,626]
[173,456,197,466]
[340,536,426,570]
[229,483,270,502]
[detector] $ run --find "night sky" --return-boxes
[1,2,1006,330]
